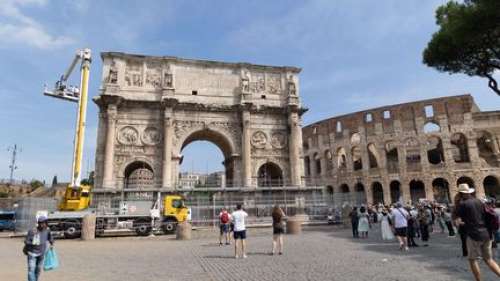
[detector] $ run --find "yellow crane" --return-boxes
[44,48,92,210]
[43,49,190,238]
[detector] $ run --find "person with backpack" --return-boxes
[417,204,432,247]
[23,216,54,281]
[219,207,231,246]
[455,183,500,281]
[390,202,410,251]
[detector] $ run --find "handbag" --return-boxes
[43,248,59,271]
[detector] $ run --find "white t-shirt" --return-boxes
[391,208,409,228]
[231,210,248,231]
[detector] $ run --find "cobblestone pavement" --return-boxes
[1,225,498,281]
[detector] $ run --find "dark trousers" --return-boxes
[459,228,468,257]
[420,223,429,242]
[351,221,359,237]
[445,221,455,236]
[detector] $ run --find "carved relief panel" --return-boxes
[145,61,162,89]
[125,61,143,87]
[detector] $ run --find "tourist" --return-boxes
[271,205,286,255]
[391,202,409,251]
[455,183,500,281]
[357,206,370,238]
[218,207,231,246]
[380,209,394,241]
[349,207,359,238]
[417,204,432,246]
[231,204,248,259]
[407,208,419,247]
[23,216,54,281]
[443,207,455,237]
[435,206,446,233]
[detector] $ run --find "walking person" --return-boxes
[418,205,432,246]
[271,205,286,255]
[435,206,446,233]
[443,207,456,237]
[391,202,410,251]
[23,216,54,281]
[357,206,370,238]
[380,209,394,241]
[455,183,500,281]
[231,204,248,259]
[349,207,359,238]
[218,207,231,246]
[407,208,419,247]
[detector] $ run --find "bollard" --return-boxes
[176,221,192,240]
[81,214,96,240]
[286,216,303,235]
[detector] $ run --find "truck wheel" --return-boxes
[162,220,177,234]
[63,223,80,239]
[134,221,152,236]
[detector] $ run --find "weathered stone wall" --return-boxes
[302,94,500,205]
[93,52,306,192]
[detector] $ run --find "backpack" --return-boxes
[484,205,499,233]
[220,212,229,224]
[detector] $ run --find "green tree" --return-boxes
[80,171,94,186]
[423,0,500,95]
[30,179,44,190]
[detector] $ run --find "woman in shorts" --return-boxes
[271,205,286,255]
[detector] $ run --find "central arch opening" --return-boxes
[179,129,233,188]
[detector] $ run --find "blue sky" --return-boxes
[0,0,499,183]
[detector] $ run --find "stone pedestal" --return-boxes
[81,214,96,240]
[176,222,192,240]
[286,216,303,235]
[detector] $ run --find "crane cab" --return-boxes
[59,185,92,211]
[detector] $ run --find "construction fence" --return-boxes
[0,190,368,233]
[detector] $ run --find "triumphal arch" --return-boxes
[93,52,307,194]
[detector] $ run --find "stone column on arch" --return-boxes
[102,104,118,189]
[288,111,303,186]
[242,110,252,188]
[162,107,174,190]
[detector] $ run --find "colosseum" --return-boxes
[302,94,500,206]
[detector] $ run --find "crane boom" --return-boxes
[44,48,92,189]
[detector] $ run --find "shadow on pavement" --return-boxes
[305,224,497,280]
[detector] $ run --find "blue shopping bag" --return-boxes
[43,248,59,271]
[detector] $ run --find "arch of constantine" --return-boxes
[92,52,317,209]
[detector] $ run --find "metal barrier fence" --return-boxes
[0,198,59,233]
[0,189,370,234]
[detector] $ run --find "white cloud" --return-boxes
[0,0,74,49]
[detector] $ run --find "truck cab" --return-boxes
[161,195,189,233]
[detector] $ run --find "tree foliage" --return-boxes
[30,179,44,190]
[423,0,500,95]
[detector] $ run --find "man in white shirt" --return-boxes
[391,202,409,251]
[231,204,248,258]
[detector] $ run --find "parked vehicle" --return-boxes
[0,211,16,231]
